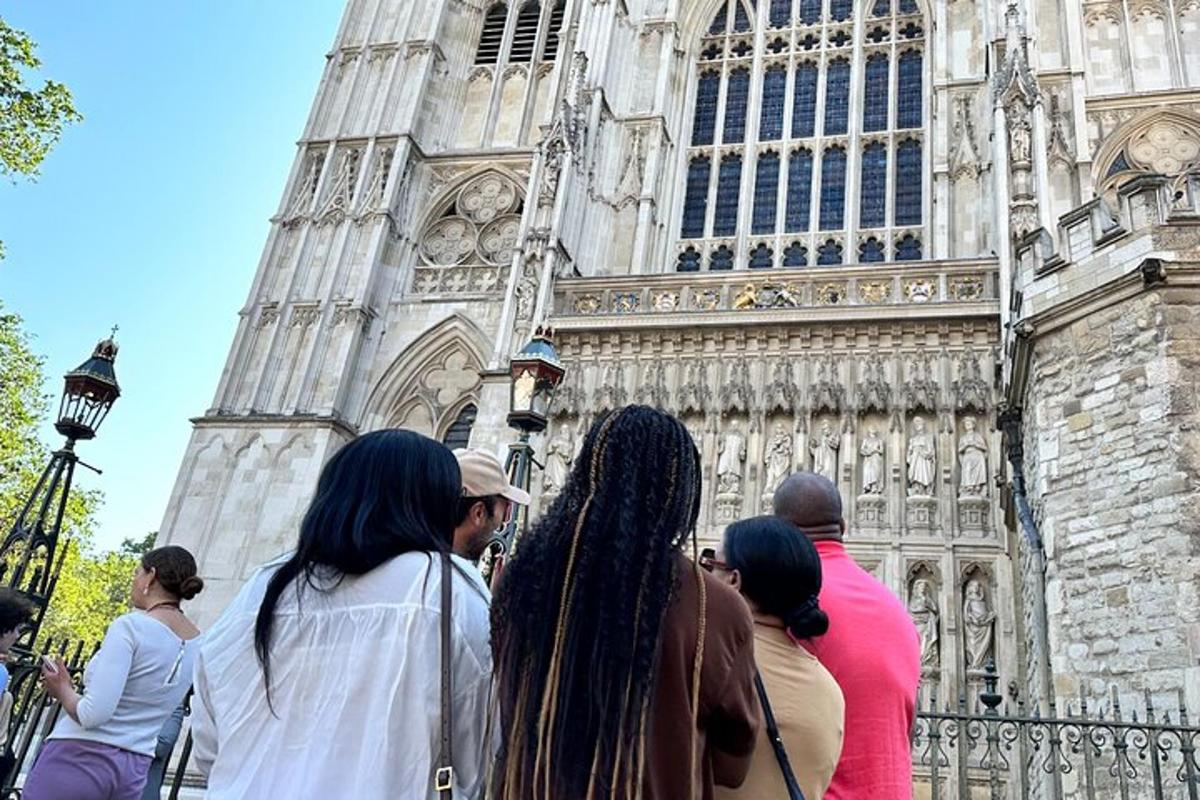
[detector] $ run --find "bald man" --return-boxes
[773,472,920,800]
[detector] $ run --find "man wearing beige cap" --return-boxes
[453,448,530,562]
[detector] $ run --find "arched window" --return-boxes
[543,0,565,61]
[785,148,813,232]
[753,151,781,234]
[677,0,927,269]
[759,67,787,141]
[860,142,887,228]
[724,68,751,144]
[475,4,508,64]
[714,153,743,236]
[681,156,711,239]
[895,138,922,225]
[863,54,889,132]
[441,404,477,450]
[819,146,847,230]
[509,1,542,62]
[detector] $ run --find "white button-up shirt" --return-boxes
[192,552,493,799]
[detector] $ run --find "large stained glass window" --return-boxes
[677,0,926,269]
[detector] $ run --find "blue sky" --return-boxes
[0,3,344,550]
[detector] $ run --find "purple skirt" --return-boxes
[23,738,151,800]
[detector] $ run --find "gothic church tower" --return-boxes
[158,0,1200,741]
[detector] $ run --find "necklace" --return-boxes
[146,601,181,614]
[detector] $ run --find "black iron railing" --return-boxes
[913,674,1200,800]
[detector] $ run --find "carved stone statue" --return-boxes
[762,422,793,497]
[963,579,996,671]
[860,427,885,495]
[1009,112,1032,164]
[908,578,940,672]
[717,419,747,494]
[810,420,840,483]
[906,416,936,496]
[958,416,989,497]
[543,426,573,495]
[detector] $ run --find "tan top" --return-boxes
[715,617,845,800]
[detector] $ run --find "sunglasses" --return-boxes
[698,547,733,573]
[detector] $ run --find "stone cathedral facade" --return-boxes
[159,0,1200,722]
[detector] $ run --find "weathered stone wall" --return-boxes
[1021,286,1200,711]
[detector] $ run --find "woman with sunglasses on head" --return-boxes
[26,546,204,800]
[703,516,845,800]
[490,405,762,799]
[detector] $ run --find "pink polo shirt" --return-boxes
[800,539,920,800]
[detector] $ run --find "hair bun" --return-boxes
[178,575,205,600]
[784,595,830,640]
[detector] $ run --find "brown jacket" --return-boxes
[644,554,761,800]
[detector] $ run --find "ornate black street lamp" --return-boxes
[488,328,565,579]
[0,335,120,643]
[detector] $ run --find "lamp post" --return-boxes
[488,327,565,580]
[0,335,120,644]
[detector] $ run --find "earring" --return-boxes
[143,586,149,596]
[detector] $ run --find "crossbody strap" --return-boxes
[435,551,454,798]
[753,670,806,800]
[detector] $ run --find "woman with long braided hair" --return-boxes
[490,405,761,799]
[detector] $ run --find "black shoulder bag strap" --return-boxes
[753,670,806,800]
[435,551,455,799]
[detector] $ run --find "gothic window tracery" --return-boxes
[1095,113,1200,199]
[412,171,525,295]
[678,0,927,270]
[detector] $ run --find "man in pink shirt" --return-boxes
[774,473,921,800]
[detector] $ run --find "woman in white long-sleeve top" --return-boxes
[190,428,493,800]
[29,546,204,800]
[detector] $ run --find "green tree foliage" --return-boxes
[0,17,82,258]
[0,17,80,180]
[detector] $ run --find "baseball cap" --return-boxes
[454,448,531,505]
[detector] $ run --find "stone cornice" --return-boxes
[553,260,999,325]
[191,412,359,439]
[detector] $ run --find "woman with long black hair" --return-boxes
[704,516,844,800]
[191,429,492,798]
[490,405,761,799]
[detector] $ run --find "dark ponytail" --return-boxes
[723,515,829,640]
